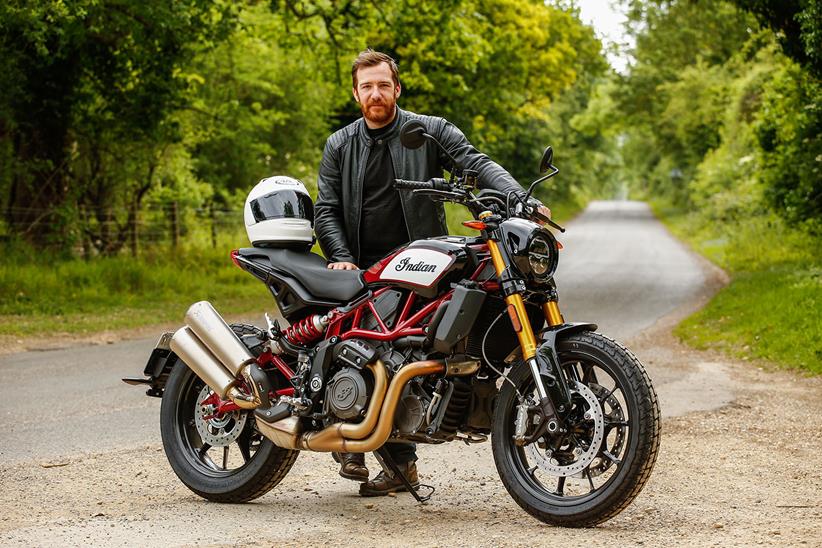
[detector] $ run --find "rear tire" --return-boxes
[160,324,298,503]
[491,332,660,527]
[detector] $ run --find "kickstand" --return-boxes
[374,448,435,503]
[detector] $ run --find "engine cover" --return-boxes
[395,394,426,435]
[327,367,369,420]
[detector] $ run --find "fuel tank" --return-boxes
[363,236,480,298]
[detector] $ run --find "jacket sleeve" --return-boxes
[433,118,525,198]
[314,138,356,264]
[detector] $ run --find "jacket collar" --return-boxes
[357,107,408,146]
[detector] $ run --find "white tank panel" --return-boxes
[379,248,454,287]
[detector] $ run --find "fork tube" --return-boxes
[487,240,538,361]
[542,301,564,327]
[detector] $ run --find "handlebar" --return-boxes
[393,178,450,191]
[394,177,565,232]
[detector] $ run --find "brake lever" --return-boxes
[412,189,466,202]
[532,208,565,233]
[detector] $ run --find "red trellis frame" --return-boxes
[326,254,496,342]
[208,245,497,417]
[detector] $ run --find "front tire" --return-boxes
[160,324,298,503]
[492,332,660,527]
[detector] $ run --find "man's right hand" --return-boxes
[327,262,359,270]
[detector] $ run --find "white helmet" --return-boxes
[244,176,314,248]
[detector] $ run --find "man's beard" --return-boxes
[361,97,396,126]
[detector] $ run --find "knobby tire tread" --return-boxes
[493,332,661,527]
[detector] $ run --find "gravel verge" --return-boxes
[1,328,820,547]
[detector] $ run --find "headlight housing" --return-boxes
[502,219,560,283]
[527,234,555,278]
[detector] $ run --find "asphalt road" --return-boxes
[0,200,717,466]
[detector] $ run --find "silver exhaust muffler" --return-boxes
[184,301,256,375]
[169,301,260,408]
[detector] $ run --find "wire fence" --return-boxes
[1,202,250,254]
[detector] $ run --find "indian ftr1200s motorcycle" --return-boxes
[124,120,660,527]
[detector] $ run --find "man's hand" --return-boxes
[537,204,552,220]
[327,262,359,270]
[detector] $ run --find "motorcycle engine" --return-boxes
[326,367,370,420]
[395,383,432,435]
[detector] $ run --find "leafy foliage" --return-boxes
[0,0,609,255]
[0,1,236,250]
[730,0,822,78]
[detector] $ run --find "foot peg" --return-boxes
[254,402,291,424]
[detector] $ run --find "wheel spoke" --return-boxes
[582,363,598,385]
[598,385,617,403]
[555,476,565,496]
[198,443,212,457]
[237,432,252,463]
[585,467,596,492]
[222,446,229,469]
[602,450,622,465]
[527,464,539,477]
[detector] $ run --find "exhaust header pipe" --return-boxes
[256,360,445,452]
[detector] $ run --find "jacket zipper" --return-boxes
[355,138,369,265]
[390,140,413,242]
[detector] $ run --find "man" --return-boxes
[315,49,549,496]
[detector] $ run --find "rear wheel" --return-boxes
[160,324,298,502]
[492,332,660,527]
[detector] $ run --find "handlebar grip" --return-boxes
[393,178,451,191]
[394,179,433,190]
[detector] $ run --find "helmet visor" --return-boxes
[250,190,314,226]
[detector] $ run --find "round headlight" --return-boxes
[528,236,553,277]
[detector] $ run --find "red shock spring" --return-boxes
[283,314,327,345]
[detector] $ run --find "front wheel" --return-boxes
[160,324,298,502]
[492,332,660,527]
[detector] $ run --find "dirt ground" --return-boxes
[1,321,820,547]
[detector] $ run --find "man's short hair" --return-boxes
[352,49,400,87]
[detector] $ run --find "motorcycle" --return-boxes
[124,120,660,527]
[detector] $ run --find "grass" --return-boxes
[0,199,583,339]
[651,202,822,375]
[0,236,269,336]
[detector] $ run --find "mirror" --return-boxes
[539,146,553,173]
[400,119,428,149]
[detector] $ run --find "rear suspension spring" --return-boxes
[282,314,330,345]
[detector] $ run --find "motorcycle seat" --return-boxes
[237,247,367,302]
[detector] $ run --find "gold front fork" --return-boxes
[543,300,564,327]
[487,240,538,360]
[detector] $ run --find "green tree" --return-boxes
[0,1,235,249]
[730,0,822,77]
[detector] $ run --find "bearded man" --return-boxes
[315,49,549,496]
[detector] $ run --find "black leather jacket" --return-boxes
[315,107,525,264]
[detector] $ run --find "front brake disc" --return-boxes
[523,380,605,477]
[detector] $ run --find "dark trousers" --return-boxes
[384,442,417,464]
[359,253,418,465]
